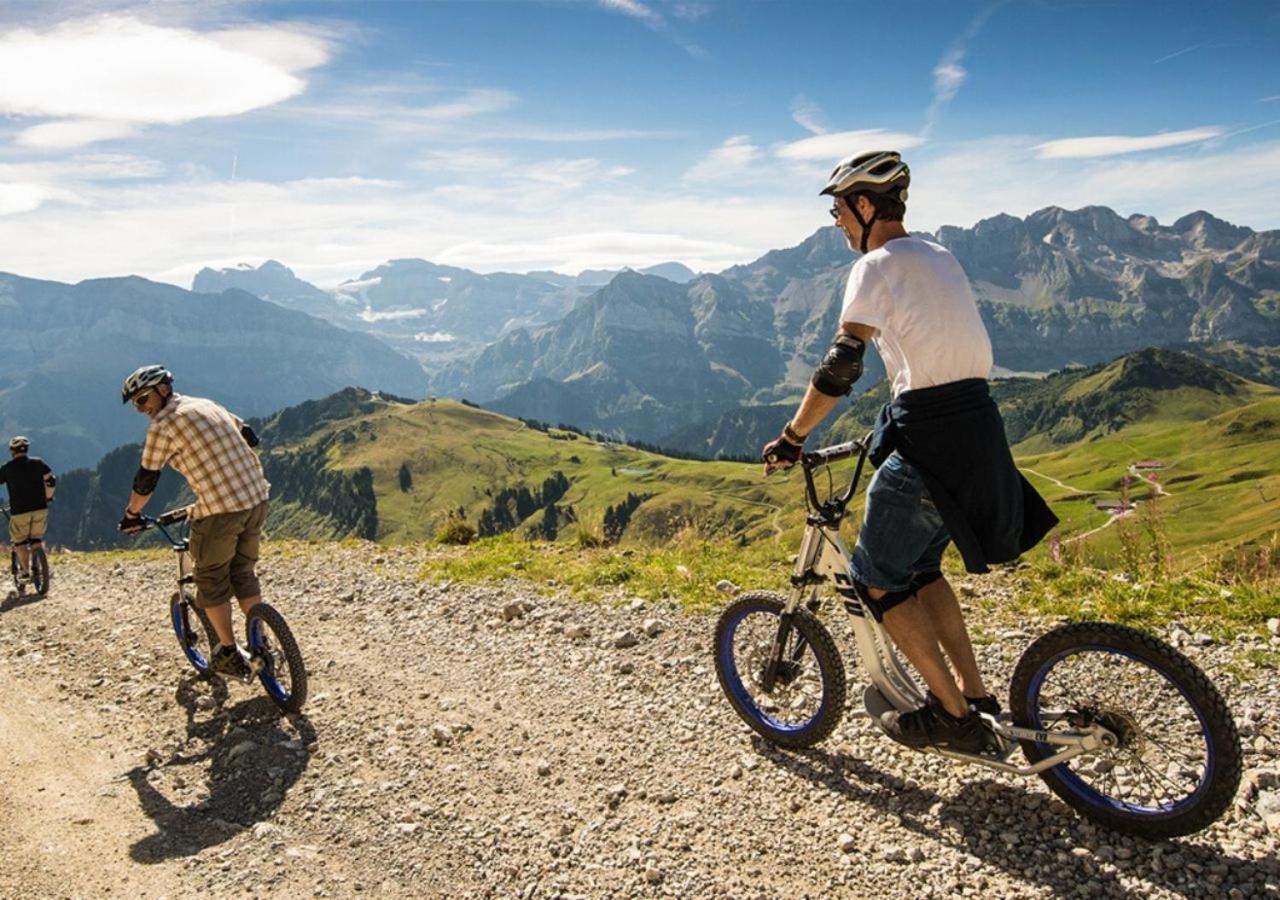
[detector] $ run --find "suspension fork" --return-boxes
[763,526,826,692]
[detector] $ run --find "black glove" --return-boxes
[761,432,803,474]
[118,511,145,533]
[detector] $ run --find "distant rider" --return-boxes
[118,365,269,677]
[762,151,1057,753]
[0,436,56,581]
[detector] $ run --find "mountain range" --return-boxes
[421,207,1280,444]
[192,259,698,368]
[0,273,427,469]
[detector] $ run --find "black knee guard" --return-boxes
[846,577,916,623]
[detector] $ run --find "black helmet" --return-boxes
[122,365,173,404]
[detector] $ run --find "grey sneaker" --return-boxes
[211,643,252,678]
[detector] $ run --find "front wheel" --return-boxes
[246,604,307,713]
[1010,622,1242,838]
[714,591,846,749]
[170,590,218,674]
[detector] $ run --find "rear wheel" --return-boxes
[9,551,22,596]
[29,546,49,595]
[1011,622,1241,838]
[246,604,307,713]
[714,591,846,749]
[170,589,217,674]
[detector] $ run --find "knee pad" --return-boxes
[845,577,916,622]
[908,570,943,593]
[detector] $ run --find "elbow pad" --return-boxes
[44,474,56,488]
[132,466,161,496]
[241,424,260,448]
[811,334,866,397]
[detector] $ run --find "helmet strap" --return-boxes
[852,202,877,254]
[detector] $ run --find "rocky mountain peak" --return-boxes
[1172,210,1253,250]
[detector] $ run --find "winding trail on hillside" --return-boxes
[1023,468,1098,495]
[0,546,1275,898]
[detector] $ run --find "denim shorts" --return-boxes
[849,452,950,594]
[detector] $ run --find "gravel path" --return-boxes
[0,543,1277,899]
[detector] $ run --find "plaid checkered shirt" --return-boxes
[141,393,270,520]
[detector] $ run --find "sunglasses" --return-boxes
[829,204,840,220]
[132,390,154,409]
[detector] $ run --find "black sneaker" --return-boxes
[879,695,988,753]
[210,643,251,678]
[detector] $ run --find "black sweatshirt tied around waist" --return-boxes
[867,378,1059,574]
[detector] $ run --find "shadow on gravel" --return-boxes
[762,742,1279,897]
[943,781,1280,899]
[0,591,44,613]
[126,673,316,863]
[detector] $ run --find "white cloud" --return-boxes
[524,158,634,188]
[0,14,331,147]
[15,119,137,149]
[1033,127,1223,159]
[414,150,514,174]
[597,0,665,28]
[932,56,966,105]
[683,135,761,182]
[776,130,925,162]
[0,153,165,182]
[921,2,1002,136]
[790,96,828,136]
[359,308,428,322]
[0,182,82,216]
[905,136,1280,235]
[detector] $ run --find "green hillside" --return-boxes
[244,348,1280,570]
[258,391,799,546]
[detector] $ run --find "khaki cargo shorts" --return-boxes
[8,509,48,545]
[189,500,269,609]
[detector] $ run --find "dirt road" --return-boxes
[0,545,1276,898]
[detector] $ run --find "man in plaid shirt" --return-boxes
[119,365,270,677]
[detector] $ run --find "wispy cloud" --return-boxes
[683,135,761,182]
[1262,95,1280,103]
[790,96,828,136]
[0,15,333,147]
[671,3,712,21]
[922,1,1004,137]
[1153,42,1205,64]
[1034,126,1222,159]
[595,0,706,58]
[776,129,925,162]
[597,0,665,28]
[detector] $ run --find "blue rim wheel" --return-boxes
[1011,622,1241,838]
[30,547,49,595]
[169,590,215,673]
[246,604,307,713]
[714,591,846,749]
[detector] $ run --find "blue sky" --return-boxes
[1,0,1278,286]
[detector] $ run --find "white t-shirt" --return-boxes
[840,236,993,397]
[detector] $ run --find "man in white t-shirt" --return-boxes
[761,151,1002,754]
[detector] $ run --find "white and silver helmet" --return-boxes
[8,436,29,452]
[820,150,910,201]
[121,364,172,404]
